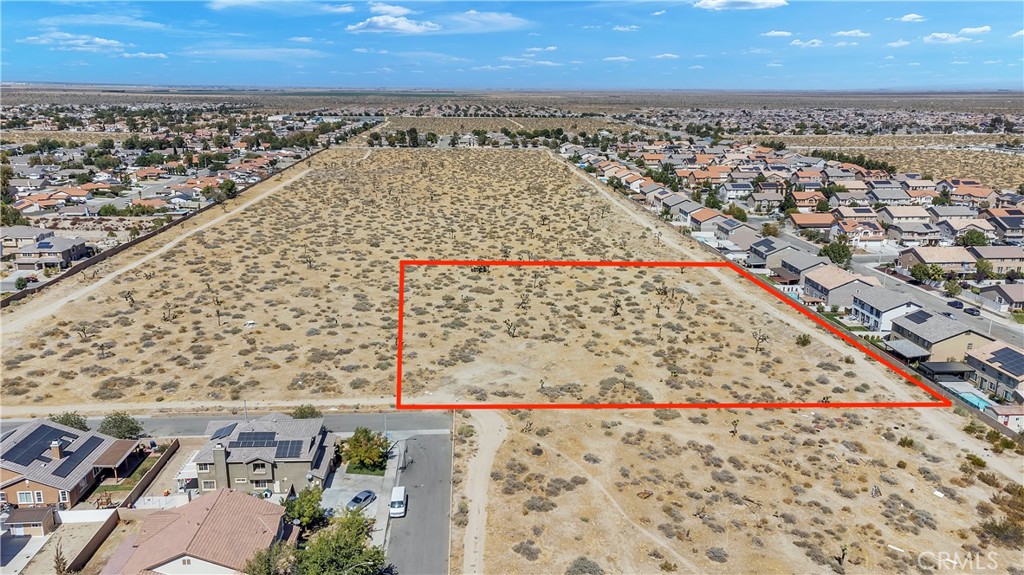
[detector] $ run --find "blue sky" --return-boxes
[3,1,1023,90]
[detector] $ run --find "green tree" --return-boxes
[219,178,238,199]
[955,229,989,247]
[761,222,780,237]
[780,192,797,212]
[819,237,853,268]
[292,404,322,419]
[723,203,748,222]
[1,204,29,226]
[98,411,143,439]
[243,541,294,575]
[15,277,28,290]
[98,204,121,217]
[943,279,963,297]
[815,199,831,213]
[342,427,389,472]
[285,486,326,530]
[910,263,944,283]
[703,193,723,210]
[0,164,14,194]
[975,259,993,281]
[297,511,387,575]
[49,411,89,431]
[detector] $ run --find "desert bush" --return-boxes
[523,496,556,513]
[512,540,541,561]
[706,547,728,563]
[796,334,811,347]
[566,557,605,575]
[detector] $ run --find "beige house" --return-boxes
[966,246,1024,274]
[888,310,993,363]
[802,264,880,309]
[898,246,977,277]
[877,205,930,226]
[966,341,1024,404]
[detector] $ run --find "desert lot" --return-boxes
[2,147,1021,575]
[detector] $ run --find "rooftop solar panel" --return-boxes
[237,431,275,442]
[990,347,1024,377]
[53,436,103,478]
[903,310,932,325]
[4,424,78,467]
[210,422,237,440]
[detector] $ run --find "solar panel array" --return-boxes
[238,432,276,442]
[53,436,103,478]
[903,310,932,324]
[275,440,304,459]
[228,440,277,448]
[210,423,237,440]
[4,424,78,467]
[991,347,1024,377]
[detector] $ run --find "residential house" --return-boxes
[0,226,54,254]
[771,250,830,286]
[989,216,1024,245]
[868,188,912,206]
[887,222,943,247]
[14,237,90,271]
[936,219,997,246]
[831,206,877,223]
[996,193,1024,209]
[978,207,1024,221]
[898,246,977,277]
[787,212,836,232]
[905,187,939,205]
[689,208,728,233]
[802,264,880,309]
[937,178,983,193]
[4,507,58,537]
[672,200,705,225]
[194,413,336,496]
[984,405,1024,432]
[833,220,887,250]
[713,218,760,251]
[747,237,797,268]
[966,341,1024,404]
[791,190,827,212]
[877,206,930,226]
[966,245,1024,274]
[1,419,140,509]
[107,488,298,575]
[748,191,784,213]
[829,189,870,208]
[949,186,999,209]
[830,179,870,194]
[888,310,993,363]
[977,283,1024,313]
[928,205,978,223]
[851,286,923,332]
[720,182,754,202]
[900,179,938,194]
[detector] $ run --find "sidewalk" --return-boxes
[370,439,404,548]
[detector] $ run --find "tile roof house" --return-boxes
[978,283,1024,312]
[887,222,943,248]
[747,237,796,268]
[887,310,992,362]
[713,218,760,251]
[851,286,923,332]
[791,190,827,213]
[877,206,930,226]
[829,189,870,208]
[787,212,835,231]
[0,226,54,255]
[988,216,1024,244]
[936,219,997,246]
[984,404,1024,433]
[193,413,336,497]
[898,246,977,276]
[966,341,1024,404]
[771,250,830,285]
[106,488,298,575]
[14,237,91,271]
[937,178,983,193]
[833,220,886,249]
[1,419,140,509]
[831,206,877,222]
[949,186,999,208]
[966,245,1024,274]
[801,264,880,309]
[927,205,979,224]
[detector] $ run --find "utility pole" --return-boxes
[243,400,249,422]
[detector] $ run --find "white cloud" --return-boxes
[526,46,557,52]
[834,41,858,47]
[471,64,513,71]
[346,15,440,34]
[694,0,787,10]
[613,25,640,32]
[369,2,411,16]
[923,32,971,44]
[1012,30,1024,38]
[353,47,389,53]
[532,60,561,66]
[833,29,869,37]
[959,26,990,35]
[603,56,634,62]
[447,10,530,33]
[652,10,666,16]
[122,52,167,58]
[886,39,911,47]
[895,13,925,22]
[744,48,770,54]
[908,62,920,66]
[884,55,895,60]
[582,25,601,30]
[289,36,313,42]
[394,50,468,62]
[983,59,1001,64]
[182,47,325,62]
[39,14,164,28]
[951,60,969,65]
[322,4,353,12]
[761,30,792,37]
[688,65,704,70]
[766,61,783,67]
[18,31,125,53]
[790,38,823,48]
[653,53,680,59]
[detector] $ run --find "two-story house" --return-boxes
[898,246,977,277]
[802,264,880,309]
[966,341,1023,404]
[14,237,90,271]
[747,237,797,269]
[888,310,993,363]
[877,205,930,227]
[851,286,923,332]
[966,245,1024,274]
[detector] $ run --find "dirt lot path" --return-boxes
[1,167,312,341]
[463,409,509,575]
[0,395,393,418]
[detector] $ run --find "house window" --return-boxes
[252,480,271,489]
[967,343,973,350]
[253,462,266,474]
[201,480,216,491]
[182,559,192,566]
[235,478,248,484]
[197,463,210,472]
[17,492,33,505]
[59,491,69,503]
[0,492,6,503]
[34,491,44,504]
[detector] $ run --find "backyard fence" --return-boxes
[119,438,180,508]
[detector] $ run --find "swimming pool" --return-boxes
[957,391,992,411]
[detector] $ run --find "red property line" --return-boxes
[395,260,951,410]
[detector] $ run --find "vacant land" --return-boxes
[402,263,932,407]
[374,116,629,136]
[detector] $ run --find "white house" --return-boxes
[851,286,923,332]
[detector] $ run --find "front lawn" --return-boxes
[345,462,386,476]
[1013,311,1024,325]
[92,455,159,493]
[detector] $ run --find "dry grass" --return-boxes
[838,150,1024,190]
[4,130,145,144]
[782,134,1020,147]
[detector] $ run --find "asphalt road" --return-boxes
[0,412,451,438]
[387,434,453,575]
[779,231,1023,346]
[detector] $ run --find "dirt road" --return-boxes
[462,409,509,574]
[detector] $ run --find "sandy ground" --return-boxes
[78,522,138,575]
[139,437,207,498]
[22,521,106,575]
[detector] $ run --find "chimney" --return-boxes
[51,440,64,460]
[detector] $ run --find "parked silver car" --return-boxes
[345,490,377,512]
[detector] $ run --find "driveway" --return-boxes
[386,434,453,575]
[1,533,49,575]
[321,469,384,520]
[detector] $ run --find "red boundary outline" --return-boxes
[396,260,952,410]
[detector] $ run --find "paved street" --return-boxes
[387,434,453,575]
[0,412,451,438]
[779,231,1023,346]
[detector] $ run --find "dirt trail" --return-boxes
[0,395,392,419]
[462,409,509,575]
[2,167,312,340]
